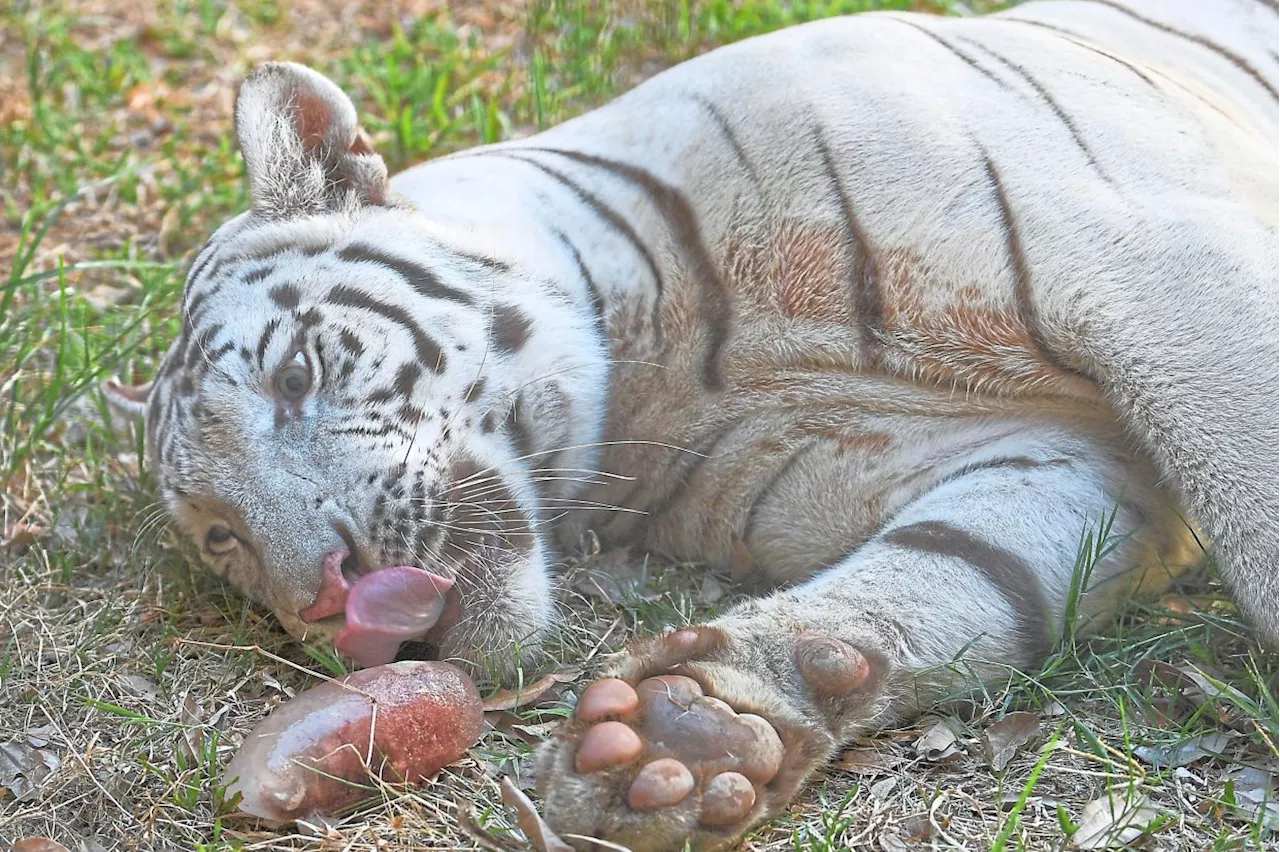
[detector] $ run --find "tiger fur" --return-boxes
[106,0,1278,848]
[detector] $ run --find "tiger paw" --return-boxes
[533,627,879,851]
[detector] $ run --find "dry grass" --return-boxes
[0,1,1275,850]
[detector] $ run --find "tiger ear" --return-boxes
[102,376,152,423]
[234,61,389,215]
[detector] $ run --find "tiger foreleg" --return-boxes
[534,447,1168,850]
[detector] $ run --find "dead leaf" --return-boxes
[1179,666,1254,731]
[1224,766,1279,832]
[983,711,1041,771]
[869,777,898,801]
[81,283,134,311]
[571,548,649,605]
[176,693,204,766]
[117,673,159,700]
[914,719,962,762]
[1071,791,1162,849]
[1133,731,1230,769]
[837,746,903,774]
[457,801,522,852]
[482,671,580,713]
[500,775,573,852]
[695,574,725,606]
[12,840,71,852]
[0,741,59,802]
[877,829,909,852]
[2,522,44,553]
[26,724,56,749]
[902,814,934,842]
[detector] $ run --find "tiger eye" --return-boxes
[275,355,312,402]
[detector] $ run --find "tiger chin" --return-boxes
[106,1,1276,850]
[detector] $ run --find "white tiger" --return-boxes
[106,0,1278,848]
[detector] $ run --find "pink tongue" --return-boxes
[335,566,454,668]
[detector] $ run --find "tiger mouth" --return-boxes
[300,565,461,667]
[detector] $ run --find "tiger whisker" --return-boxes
[450,439,705,490]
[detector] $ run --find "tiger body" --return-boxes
[110,1,1278,848]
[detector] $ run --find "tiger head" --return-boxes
[105,63,609,678]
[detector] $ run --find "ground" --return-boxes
[0,0,1276,850]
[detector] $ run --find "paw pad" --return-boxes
[627,758,695,810]
[568,672,784,832]
[795,632,870,694]
[576,677,639,721]
[575,721,643,773]
[700,771,755,826]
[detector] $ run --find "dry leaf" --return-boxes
[695,574,725,606]
[0,741,59,802]
[1179,666,1254,731]
[914,719,961,762]
[482,671,580,713]
[837,746,903,774]
[176,693,205,766]
[1224,766,1279,831]
[869,777,898,801]
[2,522,44,552]
[983,711,1040,771]
[877,829,909,852]
[1071,791,1162,849]
[1133,731,1230,769]
[571,549,649,605]
[902,814,934,842]
[117,673,159,699]
[26,724,56,749]
[500,775,573,852]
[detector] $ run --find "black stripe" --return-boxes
[269,283,300,309]
[813,129,883,366]
[186,323,224,372]
[551,226,605,328]
[325,285,448,373]
[930,455,1074,494]
[640,420,740,523]
[1082,0,1277,97]
[206,341,237,365]
[742,439,820,546]
[961,39,1110,180]
[244,265,275,285]
[337,243,475,307]
[505,405,538,465]
[447,246,512,273]
[686,92,764,186]
[339,329,365,357]
[883,520,1053,662]
[892,18,1007,87]
[255,318,281,369]
[393,362,421,401]
[1003,18,1159,88]
[185,244,218,292]
[491,305,533,353]
[533,147,732,390]
[492,152,667,314]
[185,288,213,326]
[983,155,1083,379]
[1258,0,1278,12]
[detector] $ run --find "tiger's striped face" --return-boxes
[111,64,607,675]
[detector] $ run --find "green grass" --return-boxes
[0,0,1275,849]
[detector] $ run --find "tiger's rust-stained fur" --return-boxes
[108,0,1276,848]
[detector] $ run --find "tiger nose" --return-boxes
[299,548,353,622]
